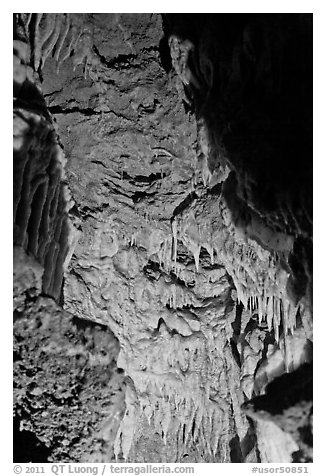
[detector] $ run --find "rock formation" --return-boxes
[13,13,313,463]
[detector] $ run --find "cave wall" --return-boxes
[13,13,313,463]
[14,15,125,462]
[13,37,77,303]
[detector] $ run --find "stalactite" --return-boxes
[172,219,178,265]
[113,352,229,459]
[54,14,71,67]
[37,15,57,61]
[62,24,84,66]
[25,13,33,30]
[33,13,44,71]
[41,15,62,68]
[20,13,96,75]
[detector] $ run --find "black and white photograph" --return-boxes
[12,6,314,469]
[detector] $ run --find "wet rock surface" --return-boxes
[13,13,312,463]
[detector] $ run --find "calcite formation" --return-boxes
[13,13,312,463]
[14,27,78,301]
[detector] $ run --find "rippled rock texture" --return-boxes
[13,13,312,463]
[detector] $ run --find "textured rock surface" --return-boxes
[14,297,125,462]
[14,21,79,301]
[242,363,313,462]
[13,13,312,463]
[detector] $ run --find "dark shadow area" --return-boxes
[240,424,259,461]
[229,434,243,462]
[163,13,312,222]
[13,416,51,462]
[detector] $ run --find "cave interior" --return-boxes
[13,13,312,463]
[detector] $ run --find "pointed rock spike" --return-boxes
[55,13,71,66]
[41,15,62,67]
[33,13,44,70]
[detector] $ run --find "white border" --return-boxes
[3,4,323,472]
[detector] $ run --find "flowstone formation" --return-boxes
[13,13,312,463]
